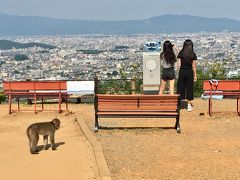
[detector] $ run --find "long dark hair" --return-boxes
[179,39,195,63]
[160,40,176,66]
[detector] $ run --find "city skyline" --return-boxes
[0,32,239,82]
[0,0,240,21]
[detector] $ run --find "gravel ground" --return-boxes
[79,98,240,180]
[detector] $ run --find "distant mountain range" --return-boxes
[0,40,56,50]
[1,13,240,35]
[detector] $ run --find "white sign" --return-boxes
[67,81,94,95]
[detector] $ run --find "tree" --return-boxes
[14,54,29,61]
[0,92,6,104]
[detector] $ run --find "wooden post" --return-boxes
[8,82,12,114]
[58,81,61,114]
[131,76,136,95]
[94,76,99,95]
[8,94,12,114]
[94,76,99,131]
[237,97,240,116]
[26,79,32,105]
[41,98,44,111]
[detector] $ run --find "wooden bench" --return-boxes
[94,94,181,133]
[203,80,240,116]
[3,81,69,114]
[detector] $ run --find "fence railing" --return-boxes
[1,77,239,103]
[96,77,240,97]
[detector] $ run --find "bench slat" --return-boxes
[98,99,178,103]
[203,92,240,95]
[98,101,178,105]
[97,111,178,116]
[98,99,138,103]
[4,81,67,90]
[98,102,178,110]
[203,80,240,91]
[97,94,179,99]
[98,106,177,111]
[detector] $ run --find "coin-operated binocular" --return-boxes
[143,41,161,94]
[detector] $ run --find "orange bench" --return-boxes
[94,94,181,133]
[3,81,69,114]
[203,80,240,116]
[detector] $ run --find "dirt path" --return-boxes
[0,104,99,180]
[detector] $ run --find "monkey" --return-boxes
[26,118,61,154]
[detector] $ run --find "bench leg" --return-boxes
[34,94,37,114]
[237,97,240,116]
[41,98,44,111]
[17,98,20,111]
[8,95,12,115]
[209,98,212,116]
[175,116,181,133]
[94,115,99,132]
[66,98,68,111]
[58,97,61,114]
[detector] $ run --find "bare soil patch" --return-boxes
[80,98,240,180]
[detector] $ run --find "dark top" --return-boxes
[177,52,197,69]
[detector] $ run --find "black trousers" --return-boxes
[177,68,194,100]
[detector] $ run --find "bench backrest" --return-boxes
[96,94,180,112]
[3,81,67,92]
[203,80,240,91]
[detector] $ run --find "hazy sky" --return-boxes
[0,0,239,21]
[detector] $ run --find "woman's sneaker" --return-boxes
[187,104,193,112]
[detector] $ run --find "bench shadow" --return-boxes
[99,126,176,131]
[36,141,65,152]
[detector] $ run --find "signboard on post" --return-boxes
[67,81,94,96]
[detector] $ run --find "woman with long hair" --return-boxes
[159,40,178,95]
[177,39,197,112]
